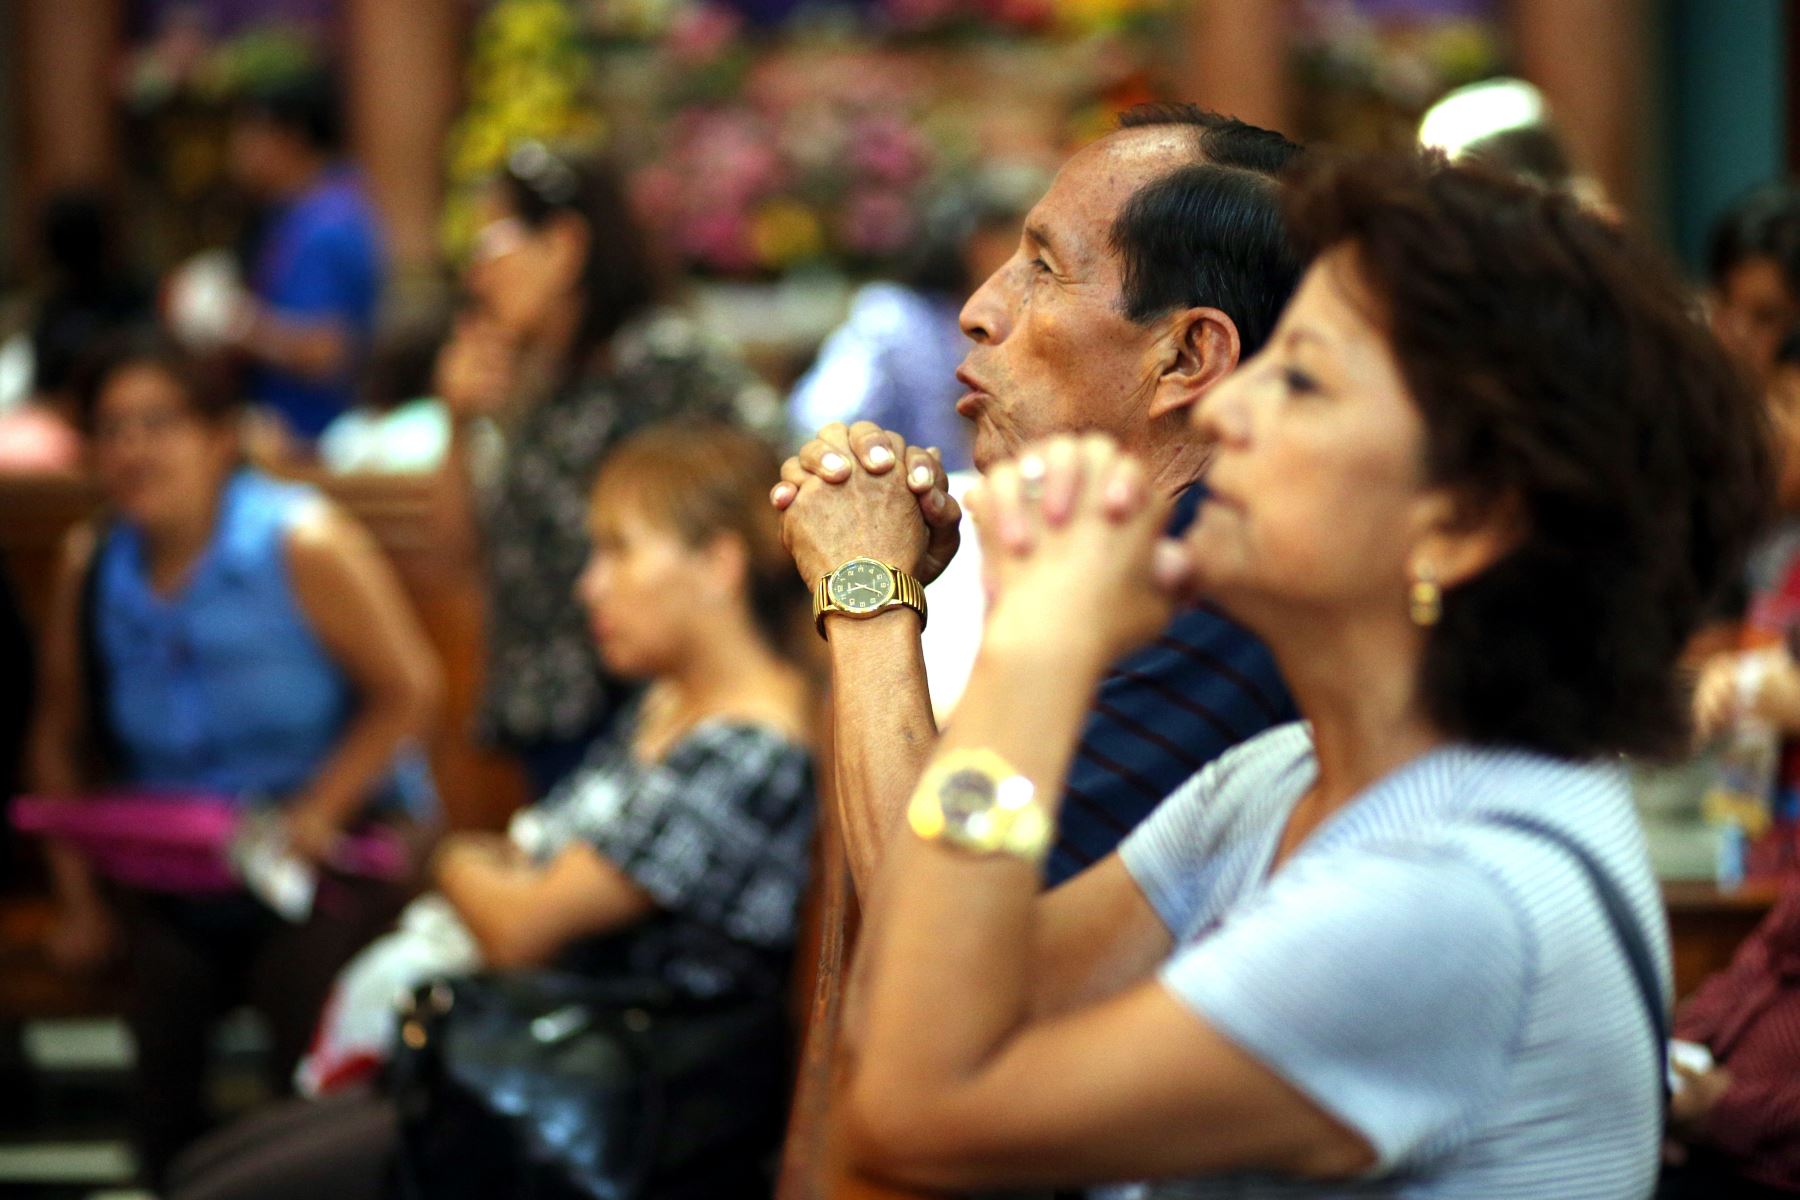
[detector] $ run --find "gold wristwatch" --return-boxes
[908,748,1053,866]
[813,557,927,639]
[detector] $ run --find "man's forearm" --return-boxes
[825,608,939,893]
[240,309,351,382]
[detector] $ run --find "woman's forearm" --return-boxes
[288,681,436,827]
[239,308,352,382]
[435,844,529,963]
[26,709,84,797]
[851,612,1111,1102]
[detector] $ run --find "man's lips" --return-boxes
[955,367,990,417]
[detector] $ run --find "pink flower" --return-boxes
[839,187,915,258]
[680,206,758,274]
[629,165,684,228]
[883,0,968,32]
[667,3,743,68]
[849,113,926,186]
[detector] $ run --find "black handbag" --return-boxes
[389,971,790,1200]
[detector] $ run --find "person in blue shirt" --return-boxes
[788,169,1043,473]
[27,330,438,1186]
[772,104,1303,891]
[226,71,386,443]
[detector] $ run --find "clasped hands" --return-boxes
[773,421,1197,662]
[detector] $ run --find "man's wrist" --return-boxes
[819,603,924,643]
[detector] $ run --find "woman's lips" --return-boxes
[1198,480,1242,511]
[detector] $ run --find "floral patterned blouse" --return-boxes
[477,311,782,749]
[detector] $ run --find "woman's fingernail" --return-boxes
[867,444,894,467]
[822,452,848,474]
[910,465,933,488]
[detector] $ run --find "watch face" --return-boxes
[939,767,997,838]
[829,558,895,614]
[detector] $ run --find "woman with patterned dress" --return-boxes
[434,145,782,797]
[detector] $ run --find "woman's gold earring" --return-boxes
[1409,567,1442,628]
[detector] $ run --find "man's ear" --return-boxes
[1147,307,1241,421]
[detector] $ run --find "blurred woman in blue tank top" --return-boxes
[26,329,440,1188]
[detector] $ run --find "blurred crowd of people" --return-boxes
[7,62,1800,1200]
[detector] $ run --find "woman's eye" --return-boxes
[1281,366,1319,394]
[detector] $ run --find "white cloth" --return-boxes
[919,470,985,722]
[295,892,480,1096]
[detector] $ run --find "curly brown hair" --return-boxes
[1285,152,1774,760]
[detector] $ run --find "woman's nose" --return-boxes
[576,558,606,606]
[1193,375,1252,447]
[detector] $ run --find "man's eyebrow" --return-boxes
[1023,221,1060,260]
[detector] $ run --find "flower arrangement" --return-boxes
[629,88,952,276]
[1290,0,1505,151]
[444,0,1180,279]
[441,0,609,257]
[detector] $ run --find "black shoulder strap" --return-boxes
[1486,812,1670,1102]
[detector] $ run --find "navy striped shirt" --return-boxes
[1051,488,1296,885]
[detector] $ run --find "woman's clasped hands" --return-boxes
[966,433,1198,666]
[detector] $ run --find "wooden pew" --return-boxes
[0,468,527,1020]
[777,791,933,1200]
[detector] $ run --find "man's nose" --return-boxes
[959,259,1017,345]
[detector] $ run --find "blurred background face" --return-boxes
[90,364,236,531]
[1711,256,1800,387]
[1187,249,1433,630]
[577,498,721,679]
[226,114,296,198]
[463,189,583,344]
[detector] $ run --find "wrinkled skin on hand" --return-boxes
[773,421,961,584]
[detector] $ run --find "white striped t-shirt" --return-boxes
[1118,722,1667,1199]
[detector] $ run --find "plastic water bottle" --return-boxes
[1704,655,1780,884]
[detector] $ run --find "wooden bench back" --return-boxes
[777,747,935,1200]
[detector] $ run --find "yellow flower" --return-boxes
[751,201,826,269]
[452,118,511,180]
